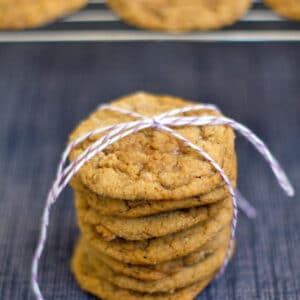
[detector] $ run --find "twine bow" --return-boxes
[31,103,294,300]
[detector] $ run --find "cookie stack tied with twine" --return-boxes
[31,92,294,300]
[69,92,237,299]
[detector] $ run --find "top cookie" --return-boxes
[108,0,252,32]
[69,92,236,201]
[264,0,300,21]
[0,0,87,30]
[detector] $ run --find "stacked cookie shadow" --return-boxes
[69,93,237,300]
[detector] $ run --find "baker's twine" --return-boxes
[31,103,294,300]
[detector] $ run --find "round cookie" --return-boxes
[72,241,214,300]
[76,193,227,241]
[69,92,236,201]
[70,146,237,218]
[71,145,236,217]
[85,225,231,281]
[0,0,87,30]
[107,0,252,32]
[72,180,232,218]
[77,196,233,265]
[264,0,300,21]
[86,240,232,294]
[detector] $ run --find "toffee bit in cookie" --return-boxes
[95,224,116,241]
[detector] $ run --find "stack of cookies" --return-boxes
[69,93,237,300]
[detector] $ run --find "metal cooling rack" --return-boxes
[0,0,300,42]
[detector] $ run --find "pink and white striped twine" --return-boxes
[31,103,295,300]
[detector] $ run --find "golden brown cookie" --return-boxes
[69,92,236,201]
[264,0,300,21]
[0,0,87,30]
[85,240,232,294]
[71,166,236,218]
[107,0,252,32]
[70,144,237,218]
[72,238,214,300]
[85,225,231,281]
[76,192,227,241]
[77,196,233,265]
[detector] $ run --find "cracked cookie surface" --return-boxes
[70,145,236,217]
[108,0,252,32]
[69,92,236,201]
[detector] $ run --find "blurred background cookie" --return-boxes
[264,0,300,21]
[107,0,252,32]
[0,0,87,30]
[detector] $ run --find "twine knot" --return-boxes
[151,116,163,129]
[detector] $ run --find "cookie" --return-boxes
[77,196,233,265]
[70,145,237,218]
[69,92,236,201]
[0,0,87,30]
[264,0,300,21]
[85,225,231,281]
[76,192,227,241]
[107,0,252,32]
[72,241,213,300]
[84,239,233,294]
[71,160,236,217]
